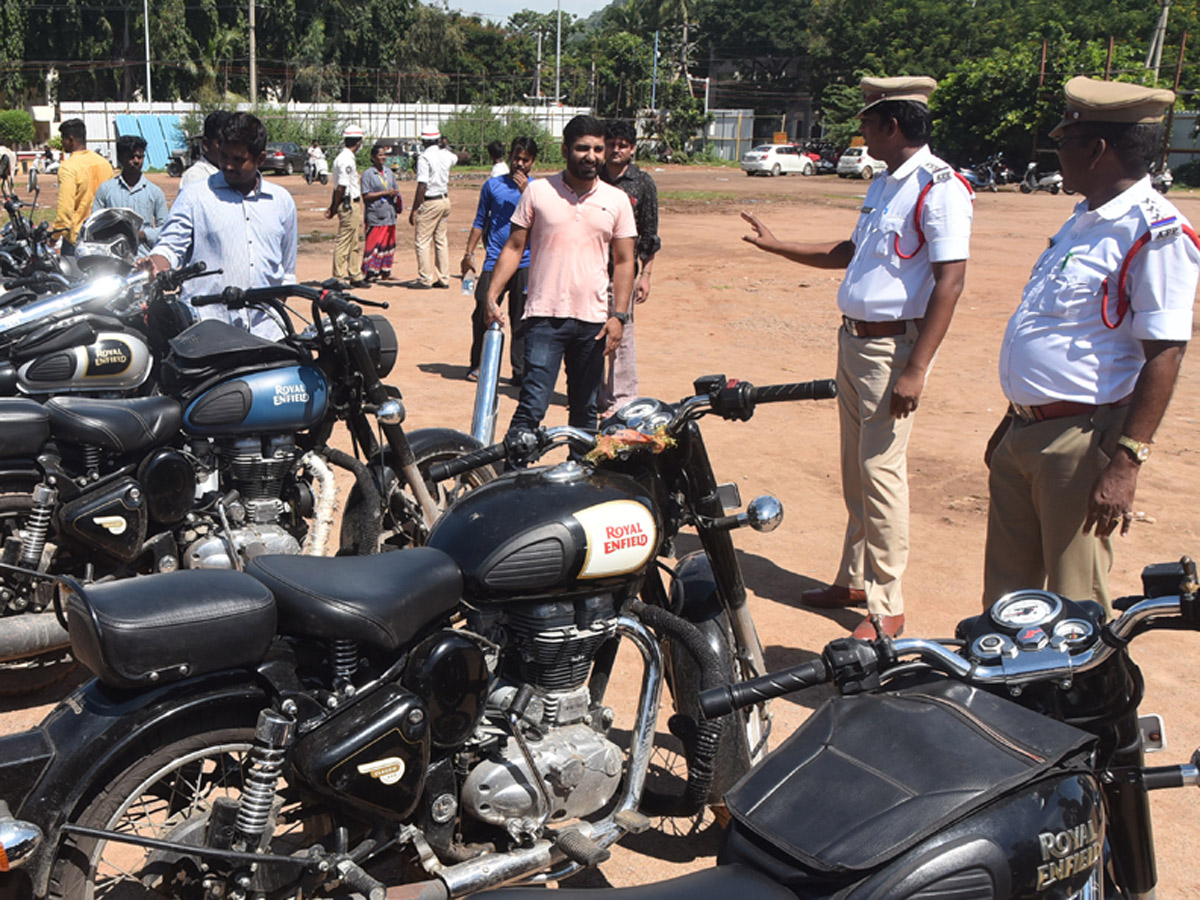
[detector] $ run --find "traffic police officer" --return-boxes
[984,77,1200,615]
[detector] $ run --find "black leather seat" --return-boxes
[471,865,797,900]
[44,396,183,454]
[246,549,463,651]
[0,398,50,456]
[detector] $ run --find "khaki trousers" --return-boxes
[834,323,918,617]
[414,196,452,286]
[597,286,638,417]
[333,200,364,280]
[984,404,1127,616]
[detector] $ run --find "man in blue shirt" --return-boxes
[92,134,169,254]
[144,112,297,339]
[460,136,538,384]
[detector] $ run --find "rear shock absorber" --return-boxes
[234,709,294,850]
[330,638,359,684]
[19,484,57,569]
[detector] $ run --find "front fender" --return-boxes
[4,670,269,897]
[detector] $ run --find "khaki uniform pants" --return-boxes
[984,404,1127,616]
[597,285,639,417]
[333,200,364,280]
[414,196,452,286]
[835,323,918,617]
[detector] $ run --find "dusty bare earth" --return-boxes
[5,165,1200,895]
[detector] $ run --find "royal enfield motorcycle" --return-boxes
[461,559,1200,900]
[0,279,483,691]
[0,374,834,899]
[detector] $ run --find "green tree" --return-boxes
[0,109,35,146]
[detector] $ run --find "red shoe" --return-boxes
[800,584,867,609]
[851,614,905,640]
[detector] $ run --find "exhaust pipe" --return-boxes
[0,800,43,872]
[0,611,69,663]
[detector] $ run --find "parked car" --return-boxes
[261,141,307,176]
[741,143,817,176]
[837,146,887,180]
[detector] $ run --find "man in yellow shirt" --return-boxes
[53,118,114,255]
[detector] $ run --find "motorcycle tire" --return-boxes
[1050,184,1060,195]
[166,160,182,178]
[48,721,335,899]
[1020,183,1033,194]
[338,430,495,555]
[638,608,759,838]
[320,173,329,185]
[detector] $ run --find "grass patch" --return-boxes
[659,190,738,202]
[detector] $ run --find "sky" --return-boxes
[446,0,613,26]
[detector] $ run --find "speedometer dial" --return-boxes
[990,590,1063,631]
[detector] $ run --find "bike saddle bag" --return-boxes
[161,319,309,399]
[722,679,1095,877]
[65,569,277,689]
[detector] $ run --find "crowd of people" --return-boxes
[17,75,1196,639]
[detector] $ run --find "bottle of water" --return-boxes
[462,272,476,296]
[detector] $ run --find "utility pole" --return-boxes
[554,0,562,104]
[535,31,543,99]
[249,0,257,105]
[143,0,152,102]
[1146,0,1171,85]
[651,31,659,111]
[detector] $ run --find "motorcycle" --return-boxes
[0,374,835,898]
[305,154,330,185]
[1152,163,1173,194]
[0,198,63,283]
[456,558,1200,900]
[0,278,485,692]
[1020,161,1064,195]
[957,153,1013,193]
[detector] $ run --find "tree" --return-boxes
[0,109,34,146]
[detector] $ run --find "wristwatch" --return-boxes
[611,311,630,324]
[1116,435,1151,464]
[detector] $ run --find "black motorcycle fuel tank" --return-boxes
[426,462,659,601]
[718,680,1102,899]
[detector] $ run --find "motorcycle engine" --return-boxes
[461,595,624,828]
[181,435,309,569]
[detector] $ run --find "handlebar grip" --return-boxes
[698,658,830,719]
[191,290,232,308]
[425,442,507,483]
[750,379,838,404]
[323,294,362,318]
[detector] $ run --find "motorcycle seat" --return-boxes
[246,549,463,651]
[44,396,183,454]
[471,865,796,900]
[0,397,50,456]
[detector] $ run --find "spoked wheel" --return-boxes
[50,727,334,899]
[640,731,725,840]
[339,433,495,554]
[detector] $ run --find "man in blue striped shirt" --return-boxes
[92,134,169,254]
[145,112,297,339]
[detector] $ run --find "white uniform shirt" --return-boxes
[999,176,1199,407]
[491,160,510,178]
[416,145,457,197]
[333,146,361,200]
[838,145,974,321]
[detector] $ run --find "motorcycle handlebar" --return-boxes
[750,379,838,404]
[192,283,368,319]
[425,441,508,482]
[699,658,830,718]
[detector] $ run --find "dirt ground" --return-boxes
[6,164,1200,895]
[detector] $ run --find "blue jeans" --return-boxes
[508,317,606,439]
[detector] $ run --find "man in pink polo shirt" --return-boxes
[486,115,637,441]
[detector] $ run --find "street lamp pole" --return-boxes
[143,0,152,103]
[554,0,562,104]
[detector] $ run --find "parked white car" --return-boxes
[837,147,887,180]
[741,144,816,177]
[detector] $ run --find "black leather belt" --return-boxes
[842,316,911,338]
[424,194,446,200]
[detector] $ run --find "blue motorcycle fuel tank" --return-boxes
[426,462,659,601]
[181,365,328,436]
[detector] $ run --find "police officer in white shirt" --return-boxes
[984,78,1200,615]
[408,129,468,289]
[742,76,973,640]
[326,125,365,288]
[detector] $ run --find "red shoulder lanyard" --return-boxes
[894,172,974,260]
[1100,223,1200,329]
